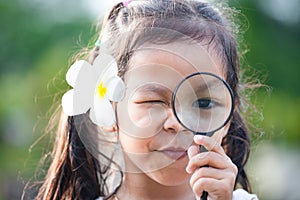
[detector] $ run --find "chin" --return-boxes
[149,171,190,187]
[147,158,190,186]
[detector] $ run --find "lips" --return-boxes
[157,148,188,160]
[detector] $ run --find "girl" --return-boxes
[34,0,259,199]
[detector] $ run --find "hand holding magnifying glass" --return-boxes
[172,72,234,200]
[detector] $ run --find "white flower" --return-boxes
[61,53,125,127]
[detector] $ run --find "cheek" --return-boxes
[118,102,168,138]
[128,104,166,127]
[118,131,149,153]
[211,122,230,144]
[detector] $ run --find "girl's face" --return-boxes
[116,41,230,186]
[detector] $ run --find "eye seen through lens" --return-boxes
[172,72,234,135]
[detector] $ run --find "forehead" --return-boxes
[124,42,225,90]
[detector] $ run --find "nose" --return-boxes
[163,108,184,133]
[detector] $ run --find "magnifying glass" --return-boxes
[172,72,234,200]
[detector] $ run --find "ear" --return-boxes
[102,125,118,133]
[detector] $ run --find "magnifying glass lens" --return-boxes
[172,73,234,135]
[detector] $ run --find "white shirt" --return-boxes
[95,189,259,200]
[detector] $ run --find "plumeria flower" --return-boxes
[61,53,125,127]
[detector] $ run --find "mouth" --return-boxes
[157,148,188,160]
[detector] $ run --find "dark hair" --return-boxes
[34,0,252,199]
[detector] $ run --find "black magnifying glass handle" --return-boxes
[201,191,208,200]
[200,145,208,200]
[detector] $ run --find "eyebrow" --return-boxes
[187,78,225,92]
[199,80,223,91]
[133,83,173,99]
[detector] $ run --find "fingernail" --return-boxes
[194,135,204,142]
[186,166,191,174]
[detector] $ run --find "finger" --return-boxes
[190,167,236,187]
[188,145,199,159]
[192,178,233,199]
[186,145,200,174]
[194,135,227,157]
[186,151,230,173]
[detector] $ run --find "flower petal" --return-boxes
[62,89,90,116]
[89,96,116,127]
[93,53,118,81]
[106,76,126,102]
[66,60,91,87]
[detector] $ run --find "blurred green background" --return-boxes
[0,0,299,199]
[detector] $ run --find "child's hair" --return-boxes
[34,0,252,199]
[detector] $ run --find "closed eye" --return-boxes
[136,100,167,104]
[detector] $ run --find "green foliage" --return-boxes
[229,0,300,144]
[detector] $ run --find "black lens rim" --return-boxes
[171,72,235,136]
